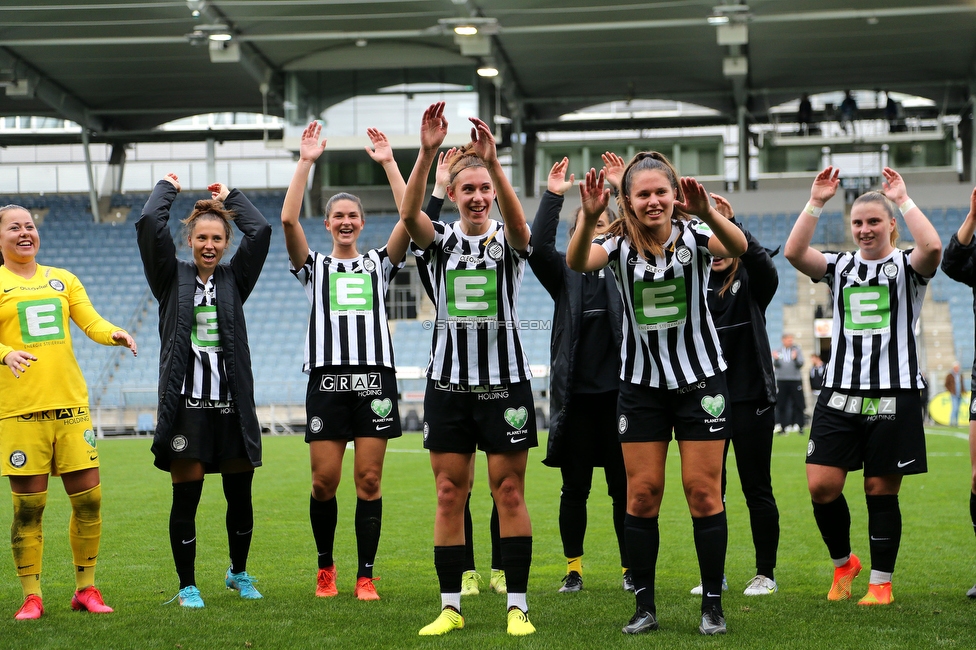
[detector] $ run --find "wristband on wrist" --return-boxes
[899,198,916,215]
[803,202,823,218]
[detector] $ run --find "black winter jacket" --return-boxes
[941,233,976,384]
[136,180,271,471]
[707,222,778,406]
[527,191,623,467]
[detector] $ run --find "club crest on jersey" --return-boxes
[423,422,430,441]
[171,435,188,452]
[487,241,504,261]
[731,279,741,295]
[675,246,692,265]
[971,395,976,414]
[807,439,815,457]
[361,259,376,273]
[618,415,628,433]
[9,450,26,468]
[309,416,324,433]
[882,262,898,278]
[48,279,65,292]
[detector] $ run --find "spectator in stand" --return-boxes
[773,334,805,434]
[798,94,813,135]
[840,90,858,135]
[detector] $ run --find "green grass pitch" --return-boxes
[0,427,974,648]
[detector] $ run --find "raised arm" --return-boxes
[527,158,574,295]
[469,117,530,253]
[785,167,837,280]
[567,168,611,272]
[675,178,746,258]
[281,121,324,270]
[364,127,411,264]
[400,102,445,250]
[941,186,976,285]
[224,187,272,302]
[882,166,941,276]
[135,173,181,300]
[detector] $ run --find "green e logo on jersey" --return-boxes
[842,286,890,334]
[633,278,686,329]
[18,298,65,343]
[446,270,497,318]
[191,305,220,348]
[330,273,374,312]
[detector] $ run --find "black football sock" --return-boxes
[310,494,338,569]
[170,480,203,589]
[355,497,382,578]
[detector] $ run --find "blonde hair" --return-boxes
[716,257,740,297]
[605,151,688,259]
[852,190,899,247]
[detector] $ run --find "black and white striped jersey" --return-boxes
[291,247,402,373]
[413,219,532,386]
[600,218,726,389]
[818,248,930,390]
[182,276,230,400]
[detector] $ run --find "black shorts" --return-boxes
[422,379,537,454]
[165,398,249,472]
[617,373,732,443]
[305,366,402,442]
[807,388,927,476]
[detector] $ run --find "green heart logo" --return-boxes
[701,395,726,418]
[504,406,528,430]
[371,398,393,418]
[84,429,96,448]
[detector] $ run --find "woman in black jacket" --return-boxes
[703,195,780,597]
[137,173,271,608]
[939,185,976,597]
[528,157,627,593]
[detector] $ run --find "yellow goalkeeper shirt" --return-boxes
[0,264,125,419]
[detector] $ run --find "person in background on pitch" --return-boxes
[773,333,805,434]
[137,174,271,608]
[282,122,409,601]
[809,354,826,401]
[945,362,963,428]
[785,165,941,606]
[529,155,628,595]
[421,147,506,598]
[938,185,976,597]
[1,204,137,620]
[568,152,747,636]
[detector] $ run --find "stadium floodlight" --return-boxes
[437,16,499,36]
[709,3,751,24]
[185,23,232,46]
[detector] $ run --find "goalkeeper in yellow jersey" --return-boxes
[0,204,137,620]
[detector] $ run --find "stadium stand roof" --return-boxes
[0,1,973,144]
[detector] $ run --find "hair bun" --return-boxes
[194,198,223,212]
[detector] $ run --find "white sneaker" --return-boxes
[690,575,727,595]
[773,424,783,435]
[743,575,778,596]
[967,584,976,599]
